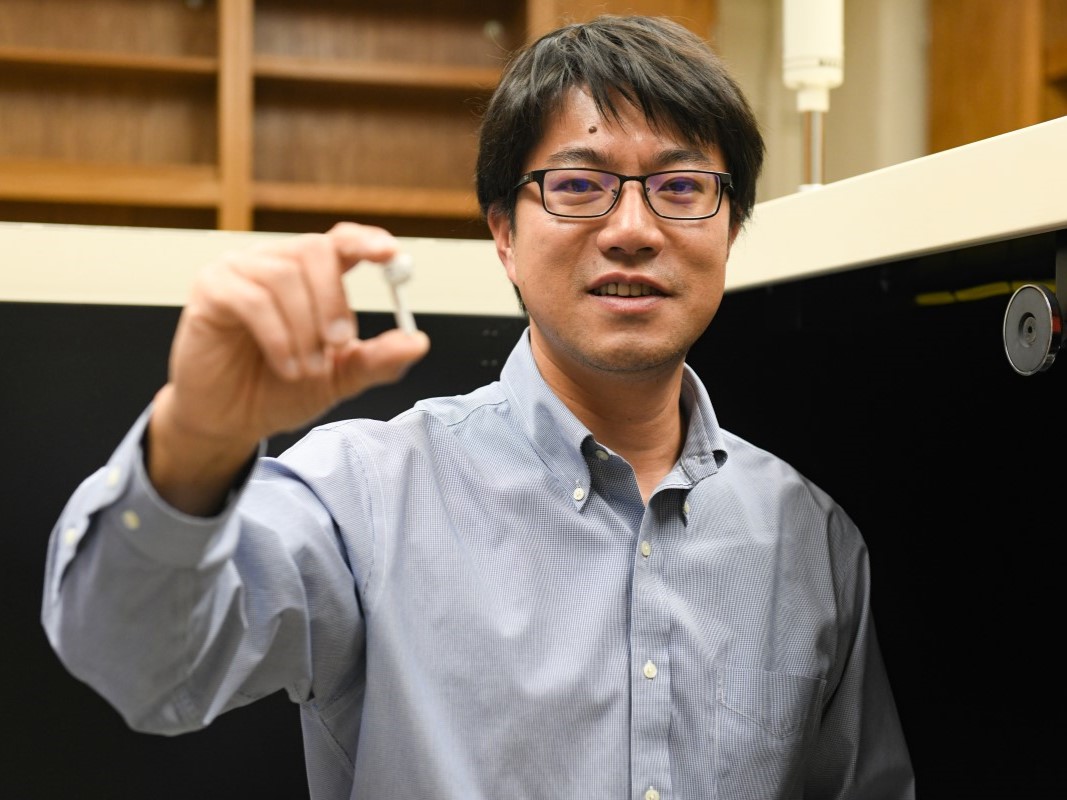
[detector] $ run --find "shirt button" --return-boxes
[595,449,609,461]
[645,788,660,800]
[643,660,657,679]
[63,527,79,546]
[122,510,141,530]
[640,540,652,558]
[106,466,122,487]
[683,500,690,515]
[572,486,585,501]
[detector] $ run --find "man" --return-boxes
[43,15,915,799]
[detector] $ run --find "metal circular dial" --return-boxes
[1003,284,1062,375]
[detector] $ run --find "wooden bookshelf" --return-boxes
[0,0,717,238]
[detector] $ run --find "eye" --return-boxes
[546,171,609,195]
[655,174,704,195]
[559,178,598,193]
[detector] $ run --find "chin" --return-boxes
[580,344,689,377]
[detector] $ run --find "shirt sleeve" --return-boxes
[40,405,366,735]
[804,509,916,799]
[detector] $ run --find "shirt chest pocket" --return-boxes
[713,667,826,799]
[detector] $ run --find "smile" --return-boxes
[591,282,661,297]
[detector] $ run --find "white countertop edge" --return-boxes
[0,224,522,317]
[725,116,1067,290]
[2,116,1064,309]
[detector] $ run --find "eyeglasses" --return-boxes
[512,168,732,220]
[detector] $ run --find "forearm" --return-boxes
[41,411,248,732]
[147,383,261,517]
[42,408,369,736]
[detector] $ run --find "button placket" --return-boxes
[631,503,671,800]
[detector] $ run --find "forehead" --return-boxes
[532,87,719,169]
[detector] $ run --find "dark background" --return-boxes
[4,229,1061,797]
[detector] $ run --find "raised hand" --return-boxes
[147,222,430,515]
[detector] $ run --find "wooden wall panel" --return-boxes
[928,0,1063,153]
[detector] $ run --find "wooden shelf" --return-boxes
[0,159,219,207]
[0,0,717,236]
[0,45,217,77]
[254,54,500,93]
[255,180,479,219]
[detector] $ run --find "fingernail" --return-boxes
[326,318,354,344]
[306,352,326,374]
[372,229,397,246]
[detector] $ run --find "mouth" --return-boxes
[590,282,664,297]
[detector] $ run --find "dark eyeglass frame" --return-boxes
[511,168,733,220]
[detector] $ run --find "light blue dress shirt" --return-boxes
[43,329,914,799]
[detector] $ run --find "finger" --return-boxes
[326,222,399,271]
[195,261,301,380]
[324,223,401,342]
[272,226,396,348]
[333,329,430,397]
[232,251,327,376]
[297,230,365,347]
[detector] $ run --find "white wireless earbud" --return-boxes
[381,253,418,334]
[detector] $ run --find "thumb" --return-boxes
[333,329,431,397]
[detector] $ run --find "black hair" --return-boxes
[475,14,765,230]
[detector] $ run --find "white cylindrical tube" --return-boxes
[782,0,844,112]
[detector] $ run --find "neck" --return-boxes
[531,341,687,504]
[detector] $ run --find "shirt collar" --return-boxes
[499,329,729,503]
[670,364,729,487]
[500,330,595,507]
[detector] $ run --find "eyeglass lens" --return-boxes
[540,169,722,218]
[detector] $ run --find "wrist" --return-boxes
[146,385,260,516]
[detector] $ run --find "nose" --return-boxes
[597,181,665,256]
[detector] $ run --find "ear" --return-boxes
[487,206,518,285]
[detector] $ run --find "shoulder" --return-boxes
[700,429,871,592]
[708,428,862,543]
[284,381,513,461]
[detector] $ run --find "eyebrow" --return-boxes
[544,147,608,167]
[543,146,716,171]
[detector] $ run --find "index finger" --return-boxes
[326,221,399,268]
[266,222,398,348]
[318,222,400,344]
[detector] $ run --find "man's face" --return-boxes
[489,87,737,387]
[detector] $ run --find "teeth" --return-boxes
[594,283,654,297]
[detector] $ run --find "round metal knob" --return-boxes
[1003,284,1062,375]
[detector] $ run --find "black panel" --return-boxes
[689,231,1062,796]
[2,302,524,800]
[5,228,1061,796]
